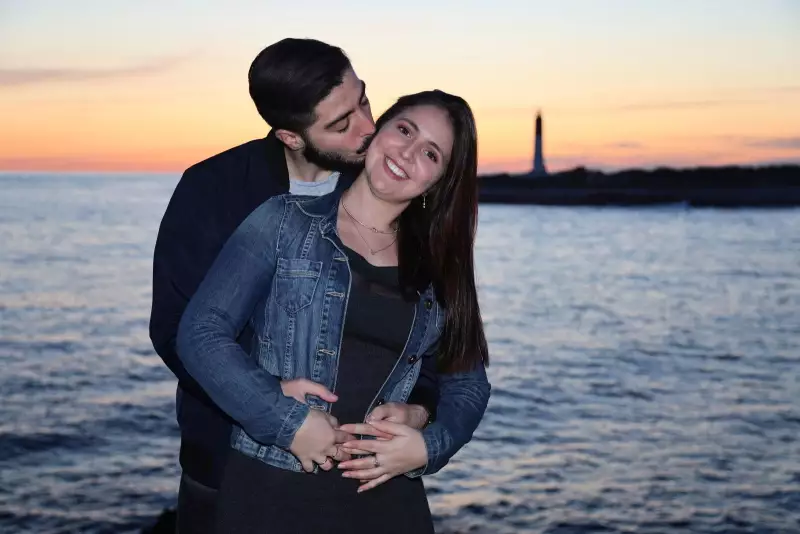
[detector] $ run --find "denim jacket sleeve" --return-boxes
[407,361,491,477]
[176,196,310,450]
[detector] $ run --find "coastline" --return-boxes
[479,164,800,207]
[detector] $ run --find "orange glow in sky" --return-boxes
[1,1,798,173]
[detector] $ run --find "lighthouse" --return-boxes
[532,110,547,177]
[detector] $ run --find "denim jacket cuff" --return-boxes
[404,431,432,479]
[273,400,310,450]
[405,425,439,478]
[404,465,426,479]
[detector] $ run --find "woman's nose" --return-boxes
[399,141,416,162]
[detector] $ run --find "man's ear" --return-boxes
[274,129,305,151]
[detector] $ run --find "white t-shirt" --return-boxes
[288,172,340,197]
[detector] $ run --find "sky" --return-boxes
[1,0,798,173]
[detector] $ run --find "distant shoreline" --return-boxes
[479,164,800,207]
[3,165,800,207]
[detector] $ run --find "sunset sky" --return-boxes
[1,0,798,173]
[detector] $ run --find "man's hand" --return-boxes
[282,379,355,469]
[367,402,430,430]
[337,421,428,492]
[289,410,354,473]
[281,378,339,404]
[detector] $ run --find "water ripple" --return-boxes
[1,175,799,532]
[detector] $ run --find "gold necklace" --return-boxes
[341,199,398,235]
[341,201,397,255]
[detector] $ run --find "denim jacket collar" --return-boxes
[294,188,442,304]
[294,184,345,238]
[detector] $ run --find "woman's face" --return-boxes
[363,104,454,204]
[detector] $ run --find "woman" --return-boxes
[177,90,490,533]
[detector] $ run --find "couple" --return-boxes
[150,38,491,533]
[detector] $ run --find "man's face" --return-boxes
[301,67,375,173]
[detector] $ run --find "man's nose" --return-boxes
[355,108,376,138]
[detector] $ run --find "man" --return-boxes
[149,38,438,532]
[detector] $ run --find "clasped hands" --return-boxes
[281,378,429,492]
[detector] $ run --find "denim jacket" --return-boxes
[177,188,490,476]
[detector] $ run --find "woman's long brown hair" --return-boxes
[377,90,489,374]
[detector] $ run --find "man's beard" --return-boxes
[302,135,371,175]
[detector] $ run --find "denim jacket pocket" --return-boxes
[274,257,323,314]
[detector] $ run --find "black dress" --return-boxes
[215,246,435,534]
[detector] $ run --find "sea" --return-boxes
[1,172,799,534]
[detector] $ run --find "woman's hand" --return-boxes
[336,403,426,456]
[336,420,428,492]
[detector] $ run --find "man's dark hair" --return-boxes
[248,38,351,133]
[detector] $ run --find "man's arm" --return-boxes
[405,354,439,424]
[150,166,226,409]
[176,196,311,448]
[364,347,439,429]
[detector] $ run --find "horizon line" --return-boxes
[2,159,798,177]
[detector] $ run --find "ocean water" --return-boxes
[1,173,799,533]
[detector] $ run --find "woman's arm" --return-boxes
[176,196,310,450]
[410,362,490,476]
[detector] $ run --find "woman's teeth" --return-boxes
[386,157,408,179]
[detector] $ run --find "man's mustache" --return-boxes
[356,134,374,155]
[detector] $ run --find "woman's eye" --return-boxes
[425,150,438,163]
[398,125,410,136]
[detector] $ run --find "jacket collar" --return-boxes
[264,130,290,191]
[292,167,361,233]
[294,187,345,236]
[294,179,438,299]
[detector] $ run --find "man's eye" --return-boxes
[361,97,370,107]
[337,122,350,133]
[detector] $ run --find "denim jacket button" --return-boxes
[408,354,418,364]
[377,398,386,406]
[424,299,433,310]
